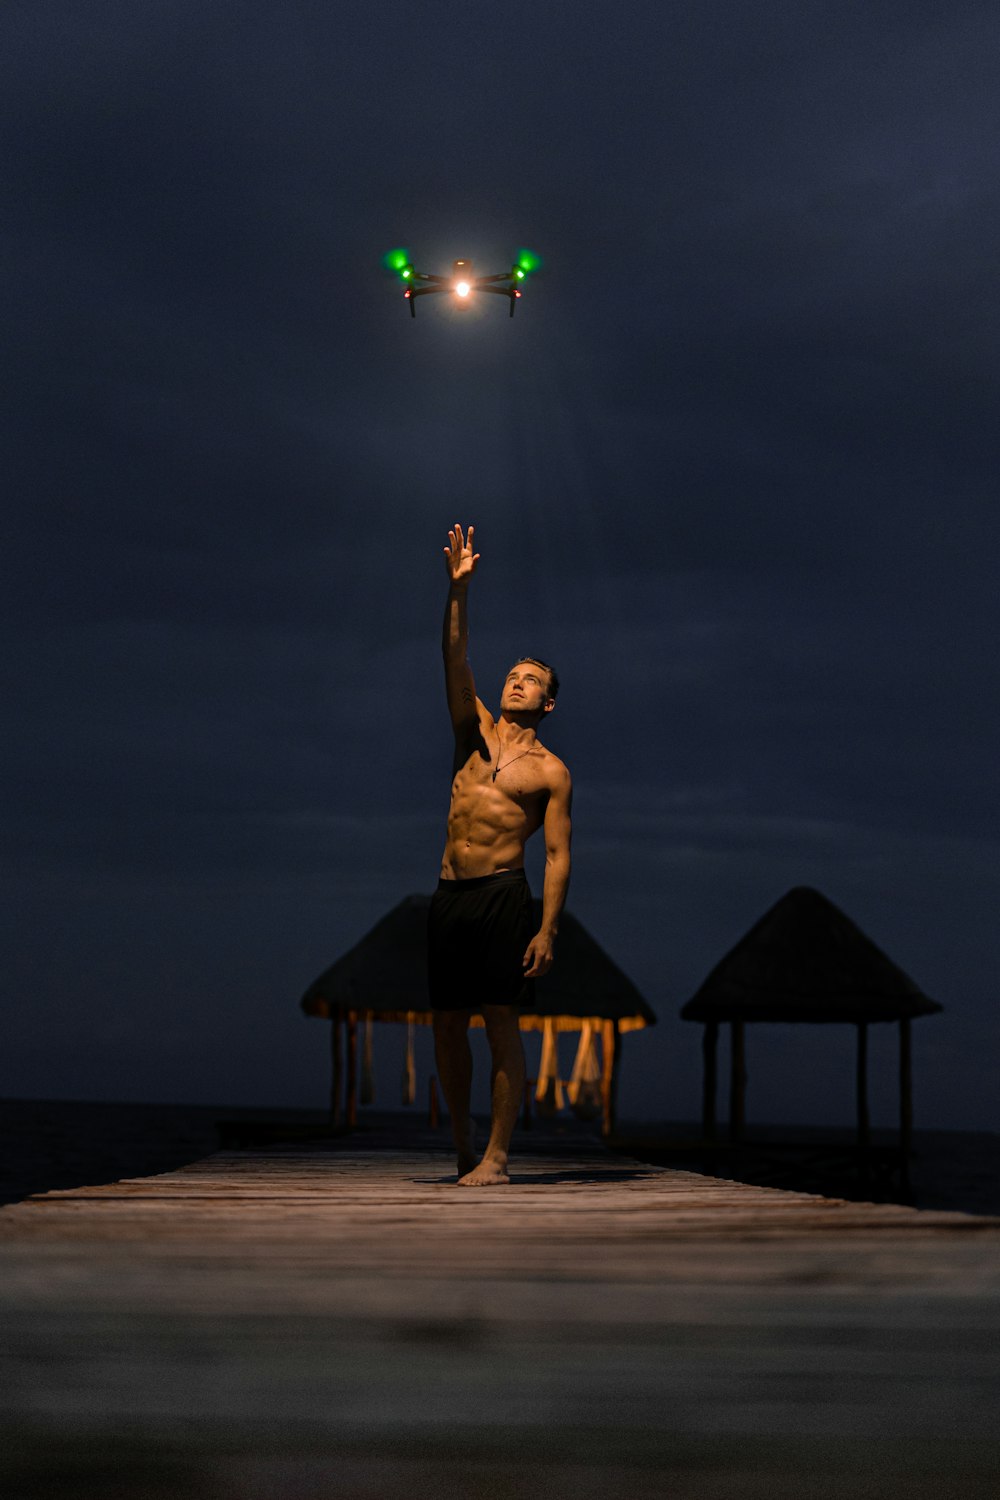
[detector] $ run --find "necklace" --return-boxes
[492,730,533,782]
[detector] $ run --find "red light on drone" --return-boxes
[515,290,522,298]
[404,289,411,298]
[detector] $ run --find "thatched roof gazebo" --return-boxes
[680,886,942,1156]
[301,893,656,1136]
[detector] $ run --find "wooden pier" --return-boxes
[2,1133,999,1498]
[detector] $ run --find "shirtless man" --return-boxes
[429,522,572,1185]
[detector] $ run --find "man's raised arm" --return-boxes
[442,522,481,730]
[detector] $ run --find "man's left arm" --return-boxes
[523,765,573,979]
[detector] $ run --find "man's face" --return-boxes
[500,662,554,717]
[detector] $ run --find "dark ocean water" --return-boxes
[0,1098,330,1207]
[612,1120,1000,1217]
[1,1099,997,1216]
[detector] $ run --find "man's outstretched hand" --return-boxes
[444,523,480,585]
[523,931,555,979]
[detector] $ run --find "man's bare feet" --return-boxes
[458,1155,510,1186]
[456,1119,478,1179]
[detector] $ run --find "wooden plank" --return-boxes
[2,1141,999,1499]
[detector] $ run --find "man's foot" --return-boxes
[456,1120,478,1179]
[458,1156,510,1186]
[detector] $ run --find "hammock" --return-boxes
[534,1016,565,1115]
[566,1020,603,1121]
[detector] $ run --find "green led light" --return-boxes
[516,247,542,275]
[515,268,525,279]
[382,246,412,274]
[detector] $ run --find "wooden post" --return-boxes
[600,1019,620,1138]
[856,1022,870,1153]
[346,1011,359,1130]
[401,1015,417,1107]
[428,1075,440,1130]
[899,1018,913,1159]
[728,1020,746,1142]
[702,1022,719,1141]
[610,1022,622,1135]
[330,1010,343,1129]
[360,1011,375,1106]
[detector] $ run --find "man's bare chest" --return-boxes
[452,750,549,815]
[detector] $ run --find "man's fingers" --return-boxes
[445,524,477,575]
[523,940,551,979]
[447,523,476,554]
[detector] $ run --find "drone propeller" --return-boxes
[514,247,543,277]
[381,246,414,280]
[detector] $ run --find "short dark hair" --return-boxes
[513,656,559,700]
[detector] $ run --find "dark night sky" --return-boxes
[4,1,999,1129]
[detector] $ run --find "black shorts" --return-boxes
[427,869,535,1013]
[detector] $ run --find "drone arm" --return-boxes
[404,281,454,315]
[472,283,520,314]
[395,264,527,315]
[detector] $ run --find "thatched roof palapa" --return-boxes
[680,885,943,1159]
[301,893,654,1136]
[302,893,656,1033]
[681,885,942,1024]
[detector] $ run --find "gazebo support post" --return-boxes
[899,1017,913,1175]
[728,1021,746,1142]
[856,1022,870,1156]
[346,1010,359,1130]
[701,1022,719,1141]
[600,1019,621,1138]
[330,1009,343,1129]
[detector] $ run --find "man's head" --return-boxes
[500,657,559,721]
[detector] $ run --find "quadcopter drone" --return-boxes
[383,248,541,317]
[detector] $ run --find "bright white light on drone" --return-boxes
[455,280,471,298]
